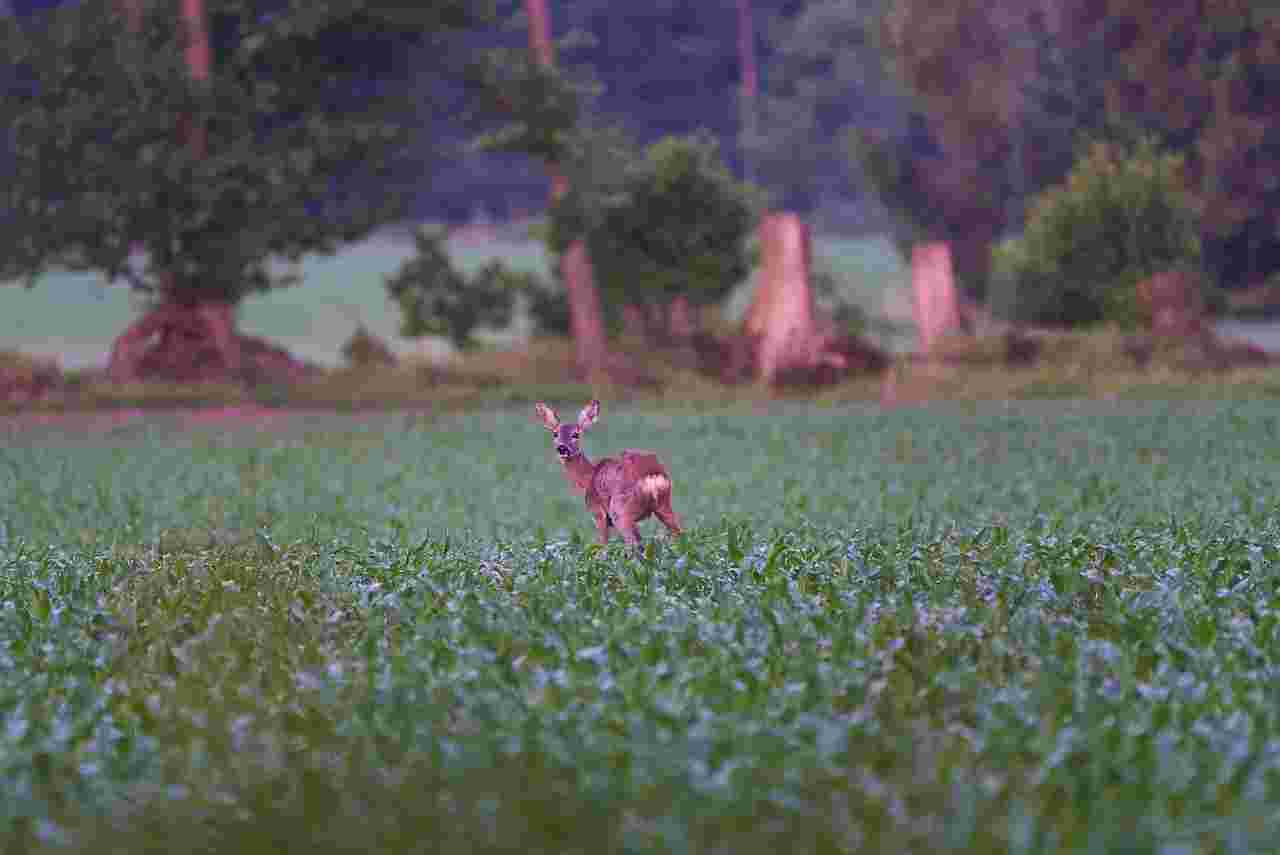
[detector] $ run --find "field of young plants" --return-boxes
[3,401,1280,853]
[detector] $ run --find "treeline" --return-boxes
[849,0,1280,296]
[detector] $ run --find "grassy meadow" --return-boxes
[3,401,1280,853]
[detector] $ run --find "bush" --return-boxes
[522,274,572,338]
[552,131,760,325]
[386,228,536,349]
[990,139,1201,327]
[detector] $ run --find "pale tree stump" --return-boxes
[744,213,817,386]
[882,241,962,409]
[742,213,888,388]
[910,241,962,356]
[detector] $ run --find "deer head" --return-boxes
[533,399,599,461]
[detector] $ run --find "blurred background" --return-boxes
[2,0,1279,403]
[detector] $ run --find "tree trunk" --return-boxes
[180,0,210,155]
[526,0,616,384]
[106,295,315,386]
[910,241,961,356]
[744,213,817,385]
[737,0,758,183]
[743,214,886,387]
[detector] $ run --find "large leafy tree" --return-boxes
[857,0,1280,297]
[1097,0,1280,289]
[0,0,487,384]
[740,0,896,214]
[851,0,1112,297]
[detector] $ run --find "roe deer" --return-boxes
[533,399,682,555]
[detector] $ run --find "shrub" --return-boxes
[386,227,573,347]
[990,139,1201,327]
[385,228,532,349]
[340,324,397,369]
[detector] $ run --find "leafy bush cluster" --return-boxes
[384,228,530,349]
[389,133,759,343]
[990,139,1201,327]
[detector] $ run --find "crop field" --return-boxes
[3,401,1280,853]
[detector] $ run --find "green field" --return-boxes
[3,401,1279,852]
[0,231,912,370]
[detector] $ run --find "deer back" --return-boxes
[589,449,668,502]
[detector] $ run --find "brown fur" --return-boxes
[533,401,683,555]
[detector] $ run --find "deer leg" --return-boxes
[593,509,611,545]
[652,484,682,535]
[609,497,645,557]
[654,501,683,536]
[618,524,644,557]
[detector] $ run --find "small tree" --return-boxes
[464,0,621,382]
[385,227,532,350]
[551,132,760,337]
[990,139,1201,327]
[0,0,486,384]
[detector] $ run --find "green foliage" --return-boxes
[737,0,891,209]
[847,126,938,257]
[465,36,597,165]
[808,264,905,346]
[521,273,572,338]
[552,132,760,318]
[0,0,486,302]
[3,403,1280,851]
[384,228,529,349]
[1098,2,1280,289]
[469,21,758,324]
[991,139,1202,327]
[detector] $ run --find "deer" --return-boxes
[533,399,683,556]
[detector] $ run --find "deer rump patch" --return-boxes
[619,450,668,483]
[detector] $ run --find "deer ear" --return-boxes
[533,402,560,430]
[577,399,600,430]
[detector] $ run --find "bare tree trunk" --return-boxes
[668,296,695,342]
[744,213,816,385]
[526,0,613,384]
[179,0,209,156]
[910,241,961,356]
[737,0,758,184]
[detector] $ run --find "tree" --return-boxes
[1097,0,1280,289]
[742,0,895,214]
[0,0,487,384]
[857,0,1039,295]
[466,0,626,383]
[736,0,758,186]
[550,131,759,337]
[384,226,528,350]
[839,0,1118,297]
[990,139,1201,326]
[864,0,1280,297]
